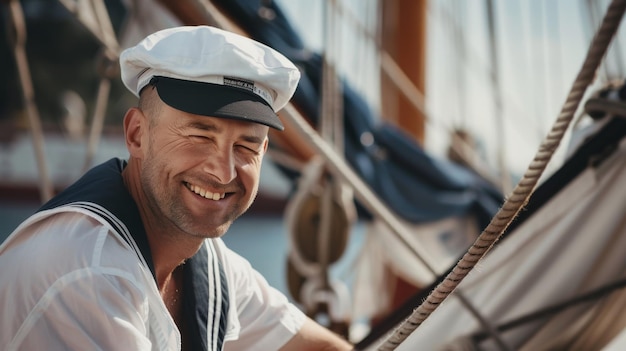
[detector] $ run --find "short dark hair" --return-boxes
[138,85,162,127]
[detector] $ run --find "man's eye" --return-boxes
[237,144,260,154]
[191,135,211,141]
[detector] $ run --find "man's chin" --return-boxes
[187,221,233,239]
[177,205,245,238]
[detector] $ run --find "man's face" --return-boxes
[139,102,269,239]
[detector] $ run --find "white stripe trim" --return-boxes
[68,202,150,270]
[206,240,223,351]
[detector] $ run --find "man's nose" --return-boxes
[203,149,237,184]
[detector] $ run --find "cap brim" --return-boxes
[151,76,284,130]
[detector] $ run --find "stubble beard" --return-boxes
[141,156,255,239]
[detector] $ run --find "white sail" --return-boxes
[376,115,626,350]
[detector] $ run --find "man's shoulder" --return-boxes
[1,210,141,274]
[0,210,156,308]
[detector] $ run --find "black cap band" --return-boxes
[149,76,284,130]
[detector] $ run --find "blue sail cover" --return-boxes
[212,0,503,228]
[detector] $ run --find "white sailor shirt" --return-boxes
[0,158,306,350]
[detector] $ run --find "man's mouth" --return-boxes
[185,182,226,201]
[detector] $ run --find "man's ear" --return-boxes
[124,107,146,158]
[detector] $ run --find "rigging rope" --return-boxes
[7,0,54,202]
[485,0,512,195]
[375,0,626,350]
[470,276,626,344]
[335,0,504,188]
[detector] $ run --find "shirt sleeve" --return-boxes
[10,268,153,351]
[0,212,158,351]
[220,245,307,351]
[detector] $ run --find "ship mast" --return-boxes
[380,0,428,144]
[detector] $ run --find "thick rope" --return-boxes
[376,0,626,350]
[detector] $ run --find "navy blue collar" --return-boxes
[40,158,156,276]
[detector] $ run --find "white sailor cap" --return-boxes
[119,25,301,130]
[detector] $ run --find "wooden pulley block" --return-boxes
[286,191,350,304]
[284,157,356,303]
[291,190,350,264]
[286,256,305,304]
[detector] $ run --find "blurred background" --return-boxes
[1,0,625,346]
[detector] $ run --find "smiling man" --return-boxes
[0,26,351,351]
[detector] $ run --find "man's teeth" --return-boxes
[189,184,225,200]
